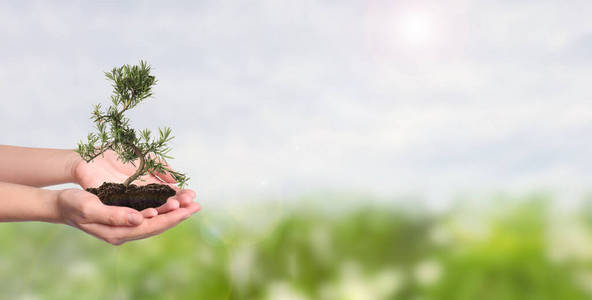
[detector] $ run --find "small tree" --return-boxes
[76,61,188,188]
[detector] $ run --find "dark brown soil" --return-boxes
[86,182,176,211]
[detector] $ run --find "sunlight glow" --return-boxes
[399,13,432,45]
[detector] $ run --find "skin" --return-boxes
[0,145,200,245]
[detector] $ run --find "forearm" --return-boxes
[0,182,61,223]
[0,145,80,187]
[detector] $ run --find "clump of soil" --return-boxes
[86,182,176,211]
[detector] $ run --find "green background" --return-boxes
[2,193,592,300]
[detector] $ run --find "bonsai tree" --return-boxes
[75,61,189,210]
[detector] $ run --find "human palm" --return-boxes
[57,188,200,245]
[76,150,155,188]
[72,150,196,215]
[55,150,200,245]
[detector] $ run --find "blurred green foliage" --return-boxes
[1,194,592,299]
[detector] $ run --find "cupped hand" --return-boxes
[71,150,196,212]
[57,188,200,245]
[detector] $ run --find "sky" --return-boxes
[1,0,591,207]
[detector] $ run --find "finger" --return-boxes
[183,189,196,199]
[153,169,177,184]
[147,155,177,184]
[140,202,201,236]
[175,190,195,207]
[140,208,158,218]
[130,202,200,237]
[81,202,201,245]
[155,198,180,215]
[83,202,144,226]
[141,173,182,193]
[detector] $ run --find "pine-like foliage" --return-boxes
[76,60,189,188]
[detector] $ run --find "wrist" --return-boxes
[66,150,83,184]
[41,189,63,224]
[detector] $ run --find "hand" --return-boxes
[71,150,196,214]
[57,188,200,245]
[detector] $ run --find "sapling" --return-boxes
[76,61,189,210]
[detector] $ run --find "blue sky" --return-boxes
[1,0,591,206]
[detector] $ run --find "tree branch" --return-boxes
[82,143,113,162]
[123,144,145,187]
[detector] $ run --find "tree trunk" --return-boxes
[123,146,145,187]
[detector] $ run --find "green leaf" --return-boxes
[76,60,188,187]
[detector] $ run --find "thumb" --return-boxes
[84,203,144,226]
[152,169,177,184]
[147,154,177,184]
